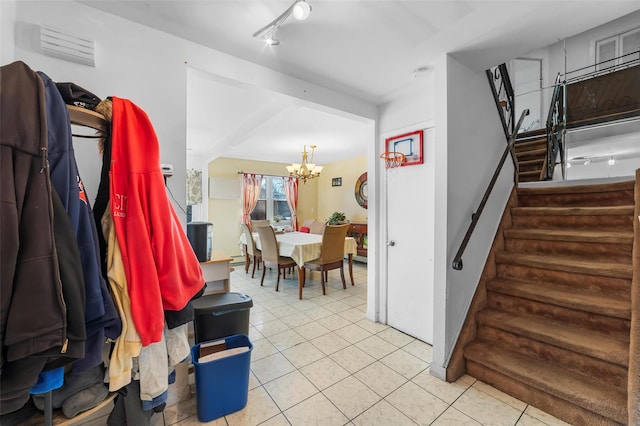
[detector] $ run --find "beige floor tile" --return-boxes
[310,332,351,355]
[322,300,352,313]
[260,413,293,426]
[250,337,279,362]
[473,380,527,411]
[376,327,415,347]
[333,323,372,344]
[341,295,367,307]
[523,406,572,425]
[412,369,475,404]
[284,392,349,426]
[279,311,313,328]
[329,345,376,374]
[304,306,334,320]
[323,375,381,419]
[385,381,450,425]
[270,304,300,318]
[299,357,351,390]
[254,318,291,337]
[165,394,197,425]
[354,335,397,360]
[354,319,389,334]
[251,352,296,384]
[352,399,416,426]
[263,370,319,411]
[225,386,281,426]
[317,313,353,331]
[431,407,482,425]
[247,325,265,342]
[250,309,277,326]
[267,329,306,351]
[294,321,331,340]
[338,307,367,323]
[402,339,433,363]
[452,386,523,426]
[353,361,407,397]
[248,370,261,390]
[281,341,326,369]
[174,413,227,425]
[380,348,429,379]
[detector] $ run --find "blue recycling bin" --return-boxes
[191,334,253,422]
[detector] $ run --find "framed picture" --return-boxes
[384,129,423,166]
[331,177,342,187]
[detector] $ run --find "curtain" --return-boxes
[242,173,263,227]
[283,177,298,230]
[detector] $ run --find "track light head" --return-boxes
[293,1,311,20]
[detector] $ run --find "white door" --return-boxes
[385,127,435,344]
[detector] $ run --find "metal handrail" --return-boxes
[544,74,566,180]
[452,108,530,271]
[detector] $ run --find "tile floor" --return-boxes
[163,262,570,426]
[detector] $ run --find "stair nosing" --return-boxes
[503,228,633,244]
[511,206,634,216]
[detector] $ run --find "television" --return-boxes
[187,222,213,262]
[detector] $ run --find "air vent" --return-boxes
[40,25,95,67]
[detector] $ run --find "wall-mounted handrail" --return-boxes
[452,108,529,271]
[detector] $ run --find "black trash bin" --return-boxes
[192,292,253,344]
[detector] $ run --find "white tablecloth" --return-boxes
[239,231,357,267]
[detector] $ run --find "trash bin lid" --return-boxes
[192,292,253,314]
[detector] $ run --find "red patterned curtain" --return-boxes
[242,173,263,227]
[283,177,299,230]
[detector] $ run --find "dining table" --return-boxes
[239,231,357,299]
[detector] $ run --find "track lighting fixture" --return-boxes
[253,0,312,45]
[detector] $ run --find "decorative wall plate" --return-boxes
[355,172,367,209]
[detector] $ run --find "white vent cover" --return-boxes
[40,25,95,67]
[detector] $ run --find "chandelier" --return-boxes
[286,145,323,183]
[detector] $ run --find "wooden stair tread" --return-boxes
[503,228,633,244]
[464,341,628,423]
[511,205,634,216]
[518,158,544,166]
[495,252,633,279]
[515,128,547,138]
[519,170,542,177]
[476,308,629,366]
[488,278,631,319]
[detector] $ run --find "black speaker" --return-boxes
[187,222,213,262]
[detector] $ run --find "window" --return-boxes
[595,27,640,71]
[250,176,291,226]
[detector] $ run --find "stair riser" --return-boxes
[511,214,633,230]
[516,151,547,162]
[477,327,629,390]
[487,292,631,339]
[515,141,546,153]
[518,191,633,207]
[519,175,541,183]
[504,238,632,262]
[465,361,625,425]
[519,162,544,173]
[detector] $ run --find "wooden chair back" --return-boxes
[250,219,270,231]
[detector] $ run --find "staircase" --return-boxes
[513,129,547,183]
[463,179,636,425]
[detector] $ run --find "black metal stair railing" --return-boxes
[486,64,516,141]
[544,73,566,180]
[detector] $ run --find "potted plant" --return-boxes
[327,211,347,225]
[273,215,283,223]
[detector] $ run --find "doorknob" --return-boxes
[387,240,395,246]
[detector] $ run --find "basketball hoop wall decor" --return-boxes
[383,130,423,167]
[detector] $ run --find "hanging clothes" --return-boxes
[38,71,121,373]
[0,61,77,415]
[108,97,205,345]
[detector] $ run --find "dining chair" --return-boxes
[250,219,270,232]
[303,224,350,295]
[255,225,296,292]
[241,223,262,278]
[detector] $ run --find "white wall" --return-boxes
[431,54,514,379]
[4,0,376,225]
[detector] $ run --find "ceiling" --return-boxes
[79,1,640,164]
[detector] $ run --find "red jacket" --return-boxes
[110,97,204,345]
